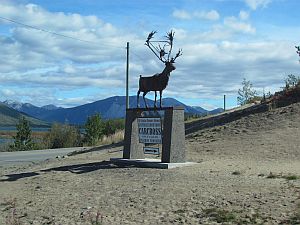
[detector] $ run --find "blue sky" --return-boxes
[0,0,300,109]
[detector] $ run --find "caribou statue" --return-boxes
[137,30,182,108]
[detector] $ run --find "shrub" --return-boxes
[102,119,124,136]
[43,123,81,149]
[84,113,104,146]
[237,78,257,106]
[100,130,124,145]
[284,74,300,90]
[203,208,236,223]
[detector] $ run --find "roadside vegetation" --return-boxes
[83,113,124,146]
[43,123,81,149]
[0,115,124,152]
[237,74,300,106]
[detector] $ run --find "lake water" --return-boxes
[0,127,50,145]
[0,127,85,144]
[0,137,13,144]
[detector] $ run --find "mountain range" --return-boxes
[0,102,49,127]
[1,96,223,126]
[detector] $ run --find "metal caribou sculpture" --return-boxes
[137,30,182,108]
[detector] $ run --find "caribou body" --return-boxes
[137,62,175,108]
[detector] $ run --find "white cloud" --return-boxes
[0,1,135,72]
[0,89,16,97]
[245,0,272,10]
[172,9,191,20]
[173,9,220,21]
[239,10,249,20]
[194,10,220,21]
[0,1,142,106]
[224,16,256,34]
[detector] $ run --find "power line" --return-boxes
[131,51,145,62]
[130,48,149,62]
[0,16,124,49]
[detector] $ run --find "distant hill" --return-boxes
[37,96,157,124]
[41,104,62,110]
[3,100,62,119]
[0,103,49,127]
[2,96,222,125]
[161,98,205,115]
[209,108,224,114]
[192,106,210,114]
[37,96,213,124]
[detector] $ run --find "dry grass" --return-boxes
[0,130,48,139]
[0,143,10,152]
[1,198,21,225]
[86,209,104,225]
[1,198,17,211]
[5,209,21,225]
[267,172,299,181]
[98,130,124,146]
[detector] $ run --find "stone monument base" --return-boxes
[123,106,186,163]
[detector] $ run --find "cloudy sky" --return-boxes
[0,0,299,109]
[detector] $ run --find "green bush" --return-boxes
[43,123,81,149]
[83,114,125,146]
[237,78,258,106]
[284,74,300,90]
[84,113,104,146]
[102,119,124,136]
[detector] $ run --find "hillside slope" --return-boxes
[0,103,49,127]
[188,101,300,161]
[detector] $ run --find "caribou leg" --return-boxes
[159,90,162,108]
[137,90,140,108]
[154,91,157,108]
[143,92,148,108]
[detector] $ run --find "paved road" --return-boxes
[0,147,86,166]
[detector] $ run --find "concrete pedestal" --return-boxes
[123,106,185,163]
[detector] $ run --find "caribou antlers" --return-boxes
[296,46,300,57]
[145,30,182,63]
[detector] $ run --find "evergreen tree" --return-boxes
[10,117,34,151]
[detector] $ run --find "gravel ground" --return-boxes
[1,103,300,224]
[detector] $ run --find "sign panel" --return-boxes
[144,147,160,155]
[138,117,162,144]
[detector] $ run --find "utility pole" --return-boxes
[223,94,226,111]
[126,42,129,109]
